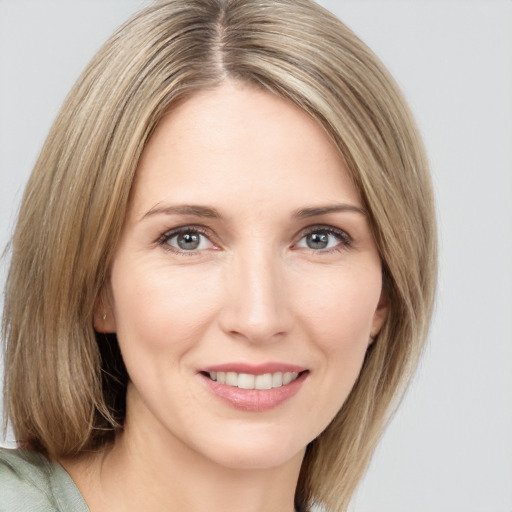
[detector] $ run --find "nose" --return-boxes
[217,244,293,344]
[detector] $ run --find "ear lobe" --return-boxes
[93,288,117,333]
[369,292,389,344]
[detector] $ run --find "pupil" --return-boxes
[177,232,200,250]
[307,232,329,249]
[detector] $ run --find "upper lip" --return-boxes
[200,362,308,374]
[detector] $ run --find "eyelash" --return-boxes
[295,225,353,254]
[157,225,216,256]
[157,224,352,255]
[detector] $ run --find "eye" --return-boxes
[160,227,215,253]
[295,227,351,252]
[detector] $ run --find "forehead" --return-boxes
[129,80,361,218]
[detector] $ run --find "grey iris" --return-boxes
[177,232,201,250]
[307,232,329,249]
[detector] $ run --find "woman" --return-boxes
[1,1,437,511]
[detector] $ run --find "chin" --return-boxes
[207,443,305,471]
[190,424,308,471]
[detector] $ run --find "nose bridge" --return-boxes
[219,240,291,343]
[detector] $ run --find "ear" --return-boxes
[369,291,389,345]
[93,287,117,333]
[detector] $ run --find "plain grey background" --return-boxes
[1,1,511,511]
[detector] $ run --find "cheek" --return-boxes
[279,267,382,440]
[296,265,382,351]
[110,259,222,355]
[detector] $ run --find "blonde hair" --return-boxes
[3,0,437,510]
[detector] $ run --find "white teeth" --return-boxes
[226,372,238,386]
[238,373,255,389]
[282,372,296,385]
[208,371,299,390]
[255,373,272,390]
[272,372,283,387]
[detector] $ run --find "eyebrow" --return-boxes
[141,204,221,221]
[141,202,366,222]
[293,204,367,218]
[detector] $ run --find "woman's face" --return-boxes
[100,81,387,470]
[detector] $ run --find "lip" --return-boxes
[199,362,309,412]
[201,362,307,374]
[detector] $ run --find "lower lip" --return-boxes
[200,372,308,412]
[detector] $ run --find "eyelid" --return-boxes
[156,223,352,255]
[157,225,218,254]
[293,224,353,251]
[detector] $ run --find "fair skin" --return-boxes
[63,80,387,512]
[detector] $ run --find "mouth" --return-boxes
[199,365,309,412]
[203,370,302,390]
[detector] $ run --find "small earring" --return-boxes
[102,314,107,321]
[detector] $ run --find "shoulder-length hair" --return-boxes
[3,1,437,510]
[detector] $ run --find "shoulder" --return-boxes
[0,447,56,511]
[0,447,89,512]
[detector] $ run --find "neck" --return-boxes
[63,388,304,512]
[102,430,302,512]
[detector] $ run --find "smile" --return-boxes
[200,363,308,411]
[207,371,299,390]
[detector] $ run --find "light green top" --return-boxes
[0,447,89,512]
